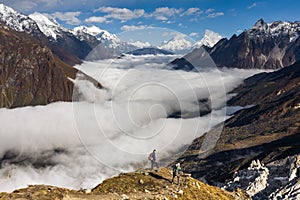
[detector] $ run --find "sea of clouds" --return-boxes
[0,54,265,192]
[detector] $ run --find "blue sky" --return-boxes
[2,0,300,40]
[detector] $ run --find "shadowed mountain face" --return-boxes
[170,47,216,71]
[177,60,300,185]
[0,23,77,108]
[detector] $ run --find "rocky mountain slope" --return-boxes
[0,22,76,108]
[176,60,300,199]
[0,168,250,200]
[209,19,300,69]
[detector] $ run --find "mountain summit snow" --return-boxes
[193,29,223,48]
[29,12,67,40]
[73,25,137,55]
[159,34,193,53]
[249,18,300,42]
[0,4,40,34]
[159,30,223,53]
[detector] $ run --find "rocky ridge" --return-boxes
[0,168,249,200]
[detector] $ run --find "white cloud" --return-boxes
[155,15,168,21]
[247,2,257,9]
[51,11,81,25]
[3,0,59,12]
[183,7,201,15]
[162,31,186,39]
[121,25,148,31]
[153,7,182,16]
[205,8,214,14]
[96,6,145,22]
[207,12,224,18]
[189,32,199,37]
[150,7,183,21]
[85,16,107,23]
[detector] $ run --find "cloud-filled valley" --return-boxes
[0,54,265,192]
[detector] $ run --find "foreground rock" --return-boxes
[225,155,300,199]
[0,168,249,200]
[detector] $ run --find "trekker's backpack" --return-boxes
[148,153,153,161]
[172,165,177,174]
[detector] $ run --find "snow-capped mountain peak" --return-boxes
[29,12,64,40]
[159,34,193,53]
[193,29,223,48]
[128,41,151,48]
[73,25,121,47]
[73,25,103,37]
[0,4,40,33]
[249,19,300,42]
[73,25,139,54]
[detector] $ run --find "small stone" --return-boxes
[121,194,129,200]
[163,185,169,189]
[139,179,144,184]
[177,190,183,195]
[164,197,169,200]
[144,189,150,193]
[85,189,91,194]
[173,194,178,199]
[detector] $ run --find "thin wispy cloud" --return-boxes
[189,32,199,37]
[207,12,224,18]
[3,0,59,12]
[155,15,168,21]
[51,11,81,25]
[205,8,214,14]
[150,7,183,21]
[95,6,145,22]
[85,16,107,23]
[182,7,201,16]
[248,2,257,9]
[120,25,149,31]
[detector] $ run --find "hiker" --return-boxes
[172,163,182,185]
[148,149,159,170]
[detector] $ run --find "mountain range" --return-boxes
[209,19,300,69]
[172,19,300,70]
[159,30,223,53]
